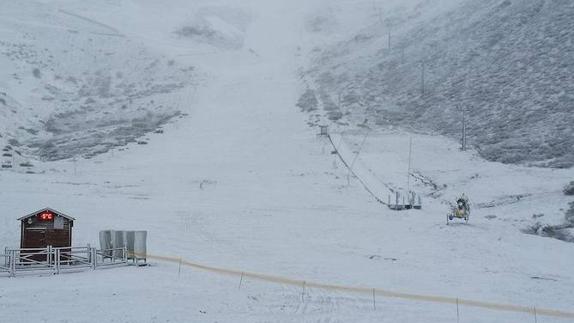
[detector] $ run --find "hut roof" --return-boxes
[18,207,76,221]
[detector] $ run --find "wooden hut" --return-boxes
[19,208,74,249]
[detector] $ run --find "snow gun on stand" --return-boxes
[447,194,470,225]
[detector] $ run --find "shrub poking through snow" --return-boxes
[563,181,574,195]
[296,89,318,112]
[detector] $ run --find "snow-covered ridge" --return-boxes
[302,0,574,168]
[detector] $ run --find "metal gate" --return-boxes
[1,245,128,277]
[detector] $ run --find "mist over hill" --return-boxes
[302,0,574,168]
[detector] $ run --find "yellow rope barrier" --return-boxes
[143,253,574,319]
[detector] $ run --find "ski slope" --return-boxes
[1,0,573,322]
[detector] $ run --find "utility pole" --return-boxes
[407,137,412,195]
[388,30,391,49]
[401,46,405,64]
[421,61,425,96]
[461,107,467,151]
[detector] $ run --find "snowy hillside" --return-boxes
[1,0,573,322]
[302,0,574,168]
[0,1,196,171]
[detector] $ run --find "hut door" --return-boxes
[24,228,46,248]
[23,228,48,262]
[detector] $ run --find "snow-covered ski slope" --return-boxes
[1,0,573,322]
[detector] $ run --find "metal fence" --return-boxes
[1,245,129,277]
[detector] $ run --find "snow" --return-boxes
[0,0,573,322]
[1,263,542,323]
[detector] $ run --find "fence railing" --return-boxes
[1,246,129,277]
[0,253,12,274]
[95,247,128,267]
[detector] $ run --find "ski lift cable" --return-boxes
[347,129,371,177]
[328,133,387,205]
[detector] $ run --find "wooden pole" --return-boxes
[373,288,376,311]
[456,298,460,323]
[302,281,306,302]
[238,272,244,290]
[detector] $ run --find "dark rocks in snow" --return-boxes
[296,89,318,112]
[176,26,216,38]
[563,181,574,196]
[31,111,180,161]
[175,24,243,50]
[32,68,41,78]
[8,139,20,147]
[523,202,574,243]
[476,194,529,208]
[523,222,573,243]
[22,128,38,135]
[530,276,558,282]
[567,202,574,223]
